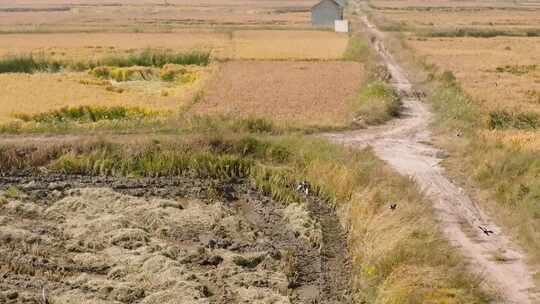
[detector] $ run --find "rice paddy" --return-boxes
[0,71,208,122]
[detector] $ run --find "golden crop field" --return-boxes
[0,69,211,122]
[0,30,348,61]
[0,31,231,60]
[192,61,366,127]
[0,0,349,125]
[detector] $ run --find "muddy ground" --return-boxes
[0,175,350,304]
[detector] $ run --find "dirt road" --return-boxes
[326,12,539,304]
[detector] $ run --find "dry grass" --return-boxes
[0,30,348,61]
[191,61,366,128]
[478,129,540,152]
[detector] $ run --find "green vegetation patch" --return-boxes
[429,70,479,133]
[0,49,211,74]
[159,64,199,83]
[97,49,211,69]
[351,80,401,125]
[488,111,540,130]
[494,64,537,76]
[92,66,157,82]
[0,55,62,74]
[13,106,161,123]
[419,28,540,38]
[343,36,372,62]
[461,137,540,262]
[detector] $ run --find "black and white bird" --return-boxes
[296,181,310,195]
[478,226,494,236]
[389,204,397,211]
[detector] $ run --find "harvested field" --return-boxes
[232,31,349,60]
[0,174,351,304]
[369,0,540,9]
[0,70,208,122]
[192,61,366,128]
[0,31,231,61]
[0,0,315,32]
[407,37,540,115]
[0,30,348,61]
[377,9,540,31]
[404,36,540,172]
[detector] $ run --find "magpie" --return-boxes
[478,226,494,236]
[296,181,310,195]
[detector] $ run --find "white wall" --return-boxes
[335,20,349,33]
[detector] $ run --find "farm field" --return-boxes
[369,0,540,155]
[0,0,316,33]
[0,175,336,303]
[0,70,209,123]
[0,0,515,303]
[408,37,540,115]
[193,61,365,127]
[369,0,540,9]
[378,9,540,32]
[0,30,349,61]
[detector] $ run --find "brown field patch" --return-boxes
[191,61,365,127]
[0,30,348,61]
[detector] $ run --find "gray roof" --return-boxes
[312,0,345,9]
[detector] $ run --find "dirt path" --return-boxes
[326,12,539,304]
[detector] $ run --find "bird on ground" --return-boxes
[389,204,397,211]
[296,181,310,195]
[478,226,494,236]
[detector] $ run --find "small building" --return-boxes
[311,0,344,28]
